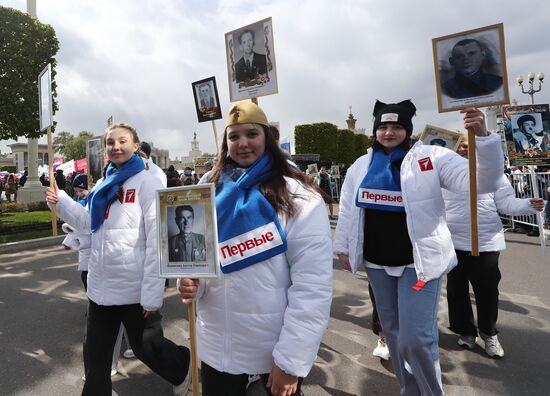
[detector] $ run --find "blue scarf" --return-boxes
[356,147,407,212]
[87,154,144,233]
[216,153,287,273]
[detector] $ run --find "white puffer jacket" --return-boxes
[444,172,538,251]
[194,177,333,378]
[334,133,503,282]
[55,169,165,310]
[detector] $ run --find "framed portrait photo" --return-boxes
[503,104,550,166]
[432,23,509,113]
[38,63,53,132]
[86,137,105,184]
[192,76,222,123]
[225,17,278,102]
[156,184,220,279]
[419,124,463,151]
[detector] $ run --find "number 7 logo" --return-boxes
[418,157,433,171]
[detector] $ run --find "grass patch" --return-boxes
[0,210,53,225]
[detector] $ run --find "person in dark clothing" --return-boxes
[40,173,49,186]
[55,169,67,190]
[165,165,181,187]
[19,170,28,187]
[315,166,335,218]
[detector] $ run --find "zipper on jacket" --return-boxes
[400,148,425,282]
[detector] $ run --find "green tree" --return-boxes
[53,131,94,161]
[294,122,338,161]
[354,133,372,159]
[0,6,59,140]
[336,129,355,164]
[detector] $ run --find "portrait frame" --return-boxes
[419,124,463,151]
[307,163,318,176]
[192,76,222,123]
[86,137,104,185]
[225,17,278,102]
[432,23,509,113]
[38,63,53,132]
[503,104,550,166]
[156,184,220,279]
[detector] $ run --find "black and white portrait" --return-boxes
[167,204,207,263]
[87,138,103,183]
[192,76,222,123]
[511,113,546,153]
[225,17,278,101]
[432,23,509,112]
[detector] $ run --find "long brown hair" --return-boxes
[208,125,316,217]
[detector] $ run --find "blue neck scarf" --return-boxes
[216,153,288,273]
[356,147,407,212]
[87,154,144,233]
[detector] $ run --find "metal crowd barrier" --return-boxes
[501,171,550,230]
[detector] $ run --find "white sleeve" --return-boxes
[494,175,539,216]
[272,190,333,377]
[55,191,91,233]
[438,133,504,194]
[139,177,166,311]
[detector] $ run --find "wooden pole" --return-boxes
[467,128,479,256]
[211,120,219,152]
[188,300,199,396]
[528,165,547,253]
[47,126,58,236]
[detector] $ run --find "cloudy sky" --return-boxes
[2,0,550,160]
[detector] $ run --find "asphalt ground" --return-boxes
[1,223,549,395]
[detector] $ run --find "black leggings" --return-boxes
[201,361,303,396]
[82,300,190,396]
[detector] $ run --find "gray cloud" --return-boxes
[2,0,550,161]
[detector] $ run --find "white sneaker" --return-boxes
[123,348,135,359]
[480,333,504,358]
[81,368,117,382]
[173,370,191,396]
[457,335,476,350]
[372,337,390,360]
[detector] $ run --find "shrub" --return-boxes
[27,201,50,211]
[0,202,26,212]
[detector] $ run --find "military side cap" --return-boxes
[225,101,269,129]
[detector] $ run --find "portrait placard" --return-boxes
[432,23,509,113]
[87,138,105,184]
[192,76,222,123]
[156,184,219,279]
[307,163,318,176]
[38,64,53,131]
[331,165,340,179]
[225,17,278,102]
[419,124,463,151]
[503,104,550,166]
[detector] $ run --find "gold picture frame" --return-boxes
[156,184,220,279]
[419,124,463,151]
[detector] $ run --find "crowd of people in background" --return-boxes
[1,98,548,395]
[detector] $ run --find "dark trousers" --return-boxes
[368,283,382,335]
[447,250,501,337]
[82,300,190,396]
[201,361,303,396]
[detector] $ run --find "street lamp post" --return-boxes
[516,72,545,104]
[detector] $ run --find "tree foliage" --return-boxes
[53,131,95,161]
[0,6,59,140]
[295,123,373,164]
